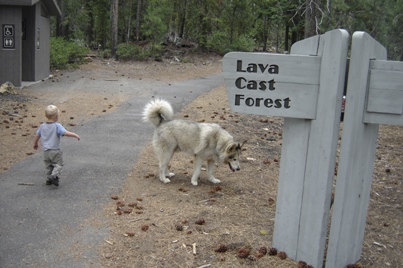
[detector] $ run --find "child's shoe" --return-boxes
[51,176,59,186]
[46,179,53,185]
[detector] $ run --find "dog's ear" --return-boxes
[236,140,247,151]
[227,144,237,153]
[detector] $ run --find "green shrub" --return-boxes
[149,43,163,57]
[206,31,229,55]
[50,37,89,70]
[116,43,151,61]
[99,49,111,59]
[206,31,255,55]
[231,35,255,53]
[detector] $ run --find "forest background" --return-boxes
[51,0,403,69]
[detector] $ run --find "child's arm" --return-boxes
[64,130,80,140]
[33,134,40,150]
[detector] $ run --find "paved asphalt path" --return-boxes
[0,70,224,267]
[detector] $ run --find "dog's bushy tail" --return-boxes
[142,98,174,127]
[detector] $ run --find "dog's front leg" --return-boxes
[191,157,203,186]
[207,159,221,184]
[158,157,172,184]
[157,150,174,184]
[159,165,171,184]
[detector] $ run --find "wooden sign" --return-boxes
[223,29,349,268]
[364,59,403,125]
[223,53,321,119]
[222,29,403,268]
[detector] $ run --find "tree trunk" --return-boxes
[400,42,403,61]
[229,6,236,45]
[111,0,119,58]
[179,0,187,38]
[263,15,267,51]
[56,0,64,37]
[86,0,94,46]
[305,0,318,38]
[136,0,142,43]
[126,0,133,42]
[275,27,279,53]
[285,23,289,52]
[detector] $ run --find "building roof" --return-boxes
[0,0,61,16]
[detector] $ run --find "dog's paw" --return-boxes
[209,178,221,184]
[161,178,171,184]
[191,180,198,186]
[165,172,175,178]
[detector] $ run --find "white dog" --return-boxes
[142,99,244,186]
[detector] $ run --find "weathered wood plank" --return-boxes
[295,28,349,267]
[273,29,349,268]
[364,60,403,124]
[272,118,311,257]
[326,31,387,268]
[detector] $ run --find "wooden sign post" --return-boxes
[223,29,349,267]
[326,32,403,268]
[224,30,402,267]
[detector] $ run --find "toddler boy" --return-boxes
[33,105,80,186]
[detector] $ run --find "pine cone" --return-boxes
[259,246,268,255]
[298,261,307,267]
[268,247,278,256]
[254,251,264,258]
[122,208,132,214]
[278,251,287,260]
[195,218,205,225]
[346,265,360,268]
[175,224,183,231]
[247,255,257,261]
[214,244,228,253]
[116,201,125,208]
[238,247,250,258]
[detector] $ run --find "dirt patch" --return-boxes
[99,87,402,267]
[1,54,401,267]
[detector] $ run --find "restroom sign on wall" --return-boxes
[3,24,15,49]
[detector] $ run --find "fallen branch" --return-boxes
[128,217,149,222]
[104,239,114,245]
[0,109,22,117]
[373,241,387,248]
[18,183,35,186]
[192,243,197,255]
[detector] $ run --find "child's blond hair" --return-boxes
[45,105,59,119]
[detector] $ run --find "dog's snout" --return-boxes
[236,167,240,171]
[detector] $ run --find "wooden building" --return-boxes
[0,0,61,87]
